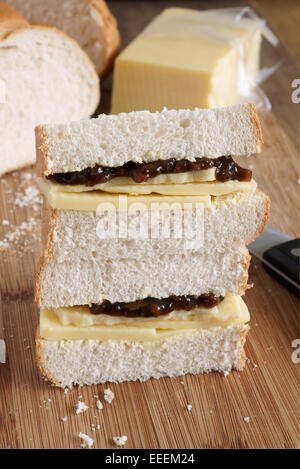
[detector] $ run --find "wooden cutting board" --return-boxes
[0,0,299,450]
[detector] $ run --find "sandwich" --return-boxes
[34,103,269,387]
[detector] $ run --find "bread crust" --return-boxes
[241,248,251,294]
[35,326,56,386]
[34,207,57,306]
[247,190,270,244]
[91,0,121,76]
[248,102,264,153]
[35,124,49,181]
[0,1,28,40]
[238,324,250,370]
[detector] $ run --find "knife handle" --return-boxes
[263,238,300,295]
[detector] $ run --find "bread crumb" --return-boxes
[91,423,101,432]
[0,172,42,254]
[0,217,38,253]
[76,401,89,414]
[61,417,67,422]
[187,404,192,412]
[78,432,94,449]
[243,417,250,423]
[104,388,114,404]
[96,400,103,411]
[297,178,300,184]
[14,186,41,211]
[113,435,127,446]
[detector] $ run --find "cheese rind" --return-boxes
[40,294,249,341]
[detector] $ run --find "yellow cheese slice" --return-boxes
[39,177,211,211]
[89,179,257,196]
[50,168,217,192]
[40,294,249,341]
[111,7,262,113]
[40,177,255,210]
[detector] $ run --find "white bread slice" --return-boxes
[35,103,263,176]
[35,246,250,309]
[42,190,269,263]
[36,324,249,387]
[34,190,269,308]
[0,2,100,176]
[5,0,120,75]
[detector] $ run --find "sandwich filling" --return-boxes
[47,155,251,186]
[40,155,256,206]
[40,293,249,341]
[89,293,224,317]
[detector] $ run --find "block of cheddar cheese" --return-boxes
[111,7,262,113]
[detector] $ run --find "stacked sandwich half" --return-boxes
[34,103,269,388]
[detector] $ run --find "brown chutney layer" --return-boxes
[46,155,252,186]
[89,293,224,318]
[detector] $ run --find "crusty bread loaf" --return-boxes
[0,2,100,176]
[5,0,120,75]
[34,190,269,308]
[36,324,249,387]
[35,103,263,176]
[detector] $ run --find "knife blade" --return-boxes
[248,225,300,292]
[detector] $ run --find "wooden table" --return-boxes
[0,1,299,449]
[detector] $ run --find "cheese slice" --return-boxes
[39,177,211,211]
[111,7,262,113]
[40,177,256,210]
[40,294,249,341]
[88,179,256,196]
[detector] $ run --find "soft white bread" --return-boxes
[35,103,263,175]
[5,0,120,75]
[36,324,249,387]
[0,2,100,176]
[36,246,250,309]
[35,190,269,308]
[42,190,269,262]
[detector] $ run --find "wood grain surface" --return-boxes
[0,0,299,450]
